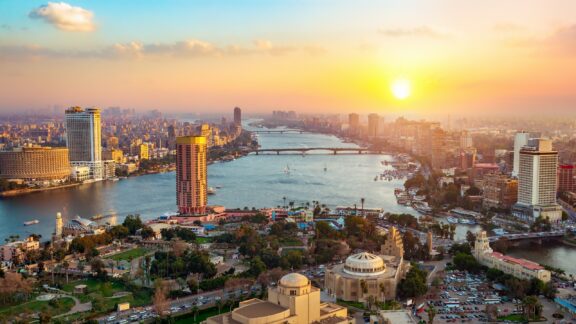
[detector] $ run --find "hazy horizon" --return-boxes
[2,1,576,115]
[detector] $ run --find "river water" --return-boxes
[0,124,574,274]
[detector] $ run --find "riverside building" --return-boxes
[176,136,208,215]
[473,231,551,282]
[0,146,70,181]
[65,107,103,180]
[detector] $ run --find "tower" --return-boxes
[368,113,380,137]
[473,231,492,260]
[65,107,103,180]
[176,136,208,215]
[233,107,242,126]
[348,113,360,135]
[512,132,530,177]
[55,212,63,238]
[381,226,404,259]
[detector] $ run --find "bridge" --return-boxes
[487,230,565,242]
[250,147,384,155]
[251,130,306,134]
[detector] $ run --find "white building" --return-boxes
[512,132,530,177]
[513,138,562,222]
[473,231,551,283]
[65,107,103,180]
[71,165,91,182]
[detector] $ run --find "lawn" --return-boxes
[498,314,527,322]
[196,237,212,244]
[62,278,152,310]
[0,296,75,319]
[174,306,223,324]
[107,247,150,261]
[337,299,366,310]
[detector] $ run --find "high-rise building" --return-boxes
[513,138,562,222]
[348,113,359,135]
[65,107,103,180]
[176,136,207,215]
[233,107,242,126]
[512,132,530,177]
[55,212,63,238]
[482,173,518,209]
[460,130,473,149]
[0,147,70,181]
[367,113,379,137]
[558,164,575,193]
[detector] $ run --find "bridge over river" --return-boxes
[249,147,387,155]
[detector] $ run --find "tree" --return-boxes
[39,312,52,324]
[187,278,199,294]
[123,215,144,235]
[62,260,70,284]
[427,306,437,324]
[398,265,428,299]
[466,231,477,247]
[522,295,542,320]
[154,280,169,317]
[191,305,199,322]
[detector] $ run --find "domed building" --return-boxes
[205,273,350,324]
[324,227,409,302]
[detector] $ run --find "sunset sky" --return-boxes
[1,1,576,115]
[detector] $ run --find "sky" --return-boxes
[1,0,576,115]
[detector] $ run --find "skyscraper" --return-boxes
[65,107,103,180]
[233,107,242,126]
[176,136,207,215]
[367,113,379,137]
[512,132,530,177]
[348,113,359,135]
[558,164,575,193]
[513,138,562,222]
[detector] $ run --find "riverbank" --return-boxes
[0,183,82,198]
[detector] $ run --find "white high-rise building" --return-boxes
[513,138,562,222]
[512,132,530,177]
[65,107,103,180]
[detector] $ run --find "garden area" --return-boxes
[0,296,75,320]
[107,247,150,261]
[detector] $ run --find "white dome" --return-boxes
[279,273,309,288]
[343,252,386,276]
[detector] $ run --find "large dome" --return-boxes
[343,252,386,276]
[279,273,309,288]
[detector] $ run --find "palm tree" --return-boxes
[283,197,287,208]
[216,299,223,314]
[379,282,386,303]
[360,280,367,298]
[522,296,540,320]
[62,260,70,284]
[360,198,365,217]
[191,305,199,322]
[366,295,376,311]
[427,306,437,324]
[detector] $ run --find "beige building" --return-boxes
[103,148,124,163]
[0,146,70,181]
[473,231,551,283]
[205,273,350,324]
[324,227,409,302]
[482,174,518,209]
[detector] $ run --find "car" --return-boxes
[107,315,117,322]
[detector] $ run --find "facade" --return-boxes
[512,132,530,177]
[325,227,408,302]
[513,138,562,222]
[103,148,124,163]
[0,237,40,263]
[205,273,349,324]
[137,144,149,160]
[473,231,551,283]
[55,212,63,238]
[71,165,91,182]
[234,107,242,126]
[482,173,518,209]
[62,216,99,236]
[0,147,70,181]
[176,136,208,215]
[459,131,473,149]
[65,107,103,180]
[558,164,575,193]
[367,113,380,137]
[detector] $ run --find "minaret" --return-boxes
[55,212,63,238]
[473,231,492,260]
[427,231,433,256]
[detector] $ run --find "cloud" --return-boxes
[29,2,95,32]
[378,26,450,39]
[0,39,326,60]
[502,24,576,56]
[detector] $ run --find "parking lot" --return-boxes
[417,270,522,323]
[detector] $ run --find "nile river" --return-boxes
[0,125,574,274]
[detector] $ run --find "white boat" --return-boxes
[24,220,39,226]
[284,164,291,175]
[208,187,216,195]
[493,228,508,236]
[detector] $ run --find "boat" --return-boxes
[284,164,291,175]
[24,220,39,226]
[323,164,327,172]
[446,217,459,224]
[374,176,378,181]
[493,228,508,236]
[208,187,216,195]
[109,177,120,182]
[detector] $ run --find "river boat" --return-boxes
[208,187,216,195]
[24,220,39,226]
[493,228,508,236]
[446,217,459,224]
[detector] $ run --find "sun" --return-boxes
[391,78,411,100]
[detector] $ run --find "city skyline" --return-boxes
[1,1,576,115]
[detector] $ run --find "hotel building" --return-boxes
[512,138,562,222]
[473,231,551,283]
[0,146,70,181]
[176,136,207,215]
[65,107,103,180]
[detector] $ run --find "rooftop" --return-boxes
[490,252,544,271]
[234,300,288,318]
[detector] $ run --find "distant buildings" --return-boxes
[367,113,380,137]
[558,164,575,193]
[65,107,103,180]
[513,138,562,222]
[512,132,530,177]
[0,146,70,181]
[206,273,349,324]
[176,136,207,215]
[234,107,242,126]
[482,173,518,209]
[348,113,360,136]
[473,231,551,282]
